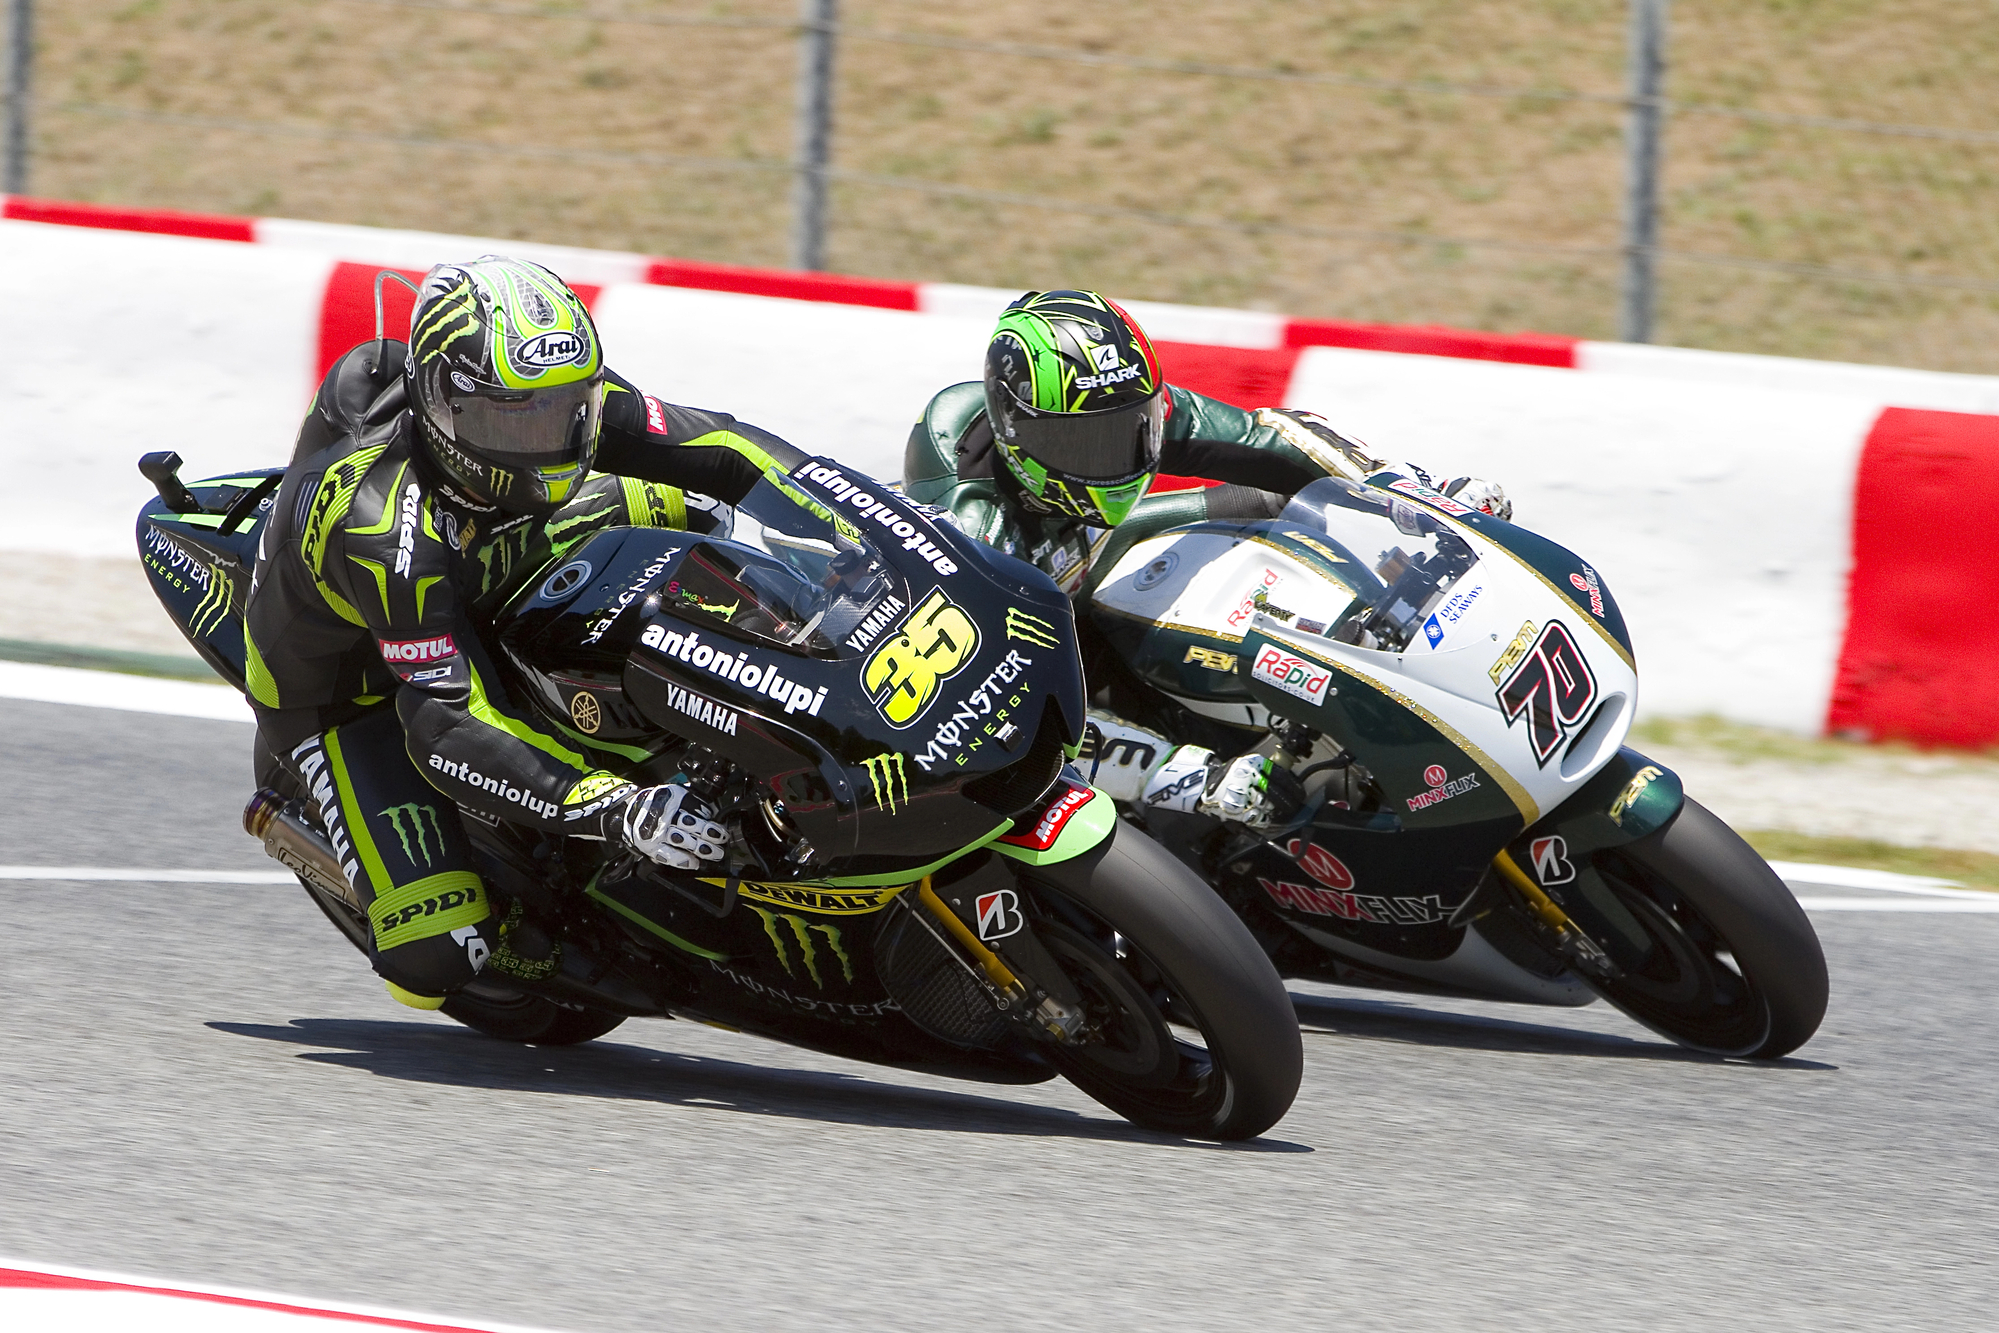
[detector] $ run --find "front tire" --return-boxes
[1588,799,1828,1059]
[1028,823,1304,1140]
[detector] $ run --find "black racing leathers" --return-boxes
[244,340,806,993]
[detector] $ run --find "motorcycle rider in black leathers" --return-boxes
[903,289,1511,832]
[245,256,809,1008]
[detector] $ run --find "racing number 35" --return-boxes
[863,589,979,727]
[1496,620,1597,766]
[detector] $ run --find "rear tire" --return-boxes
[1590,799,1828,1059]
[1028,823,1304,1140]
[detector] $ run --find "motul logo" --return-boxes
[999,785,1094,852]
[379,634,456,663]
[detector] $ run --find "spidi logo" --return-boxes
[393,483,421,576]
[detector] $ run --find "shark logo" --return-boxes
[379,803,447,868]
[1004,607,1060,649]
[749,907,854,989]
[860,752,910,815]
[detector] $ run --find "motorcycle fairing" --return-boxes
[991,775,1118,867]
[136,469,284,693]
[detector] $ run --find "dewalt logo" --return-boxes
[1004,607,1060,649]
[718,879,910,916]
[749,906,854,989]
[861,752,910,814]
[379,803,447,868]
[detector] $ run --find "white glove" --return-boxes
[1140,745,1215,813]
[1441,476,1513,521]
[619,784,728,870]
[1199,753,1276,827]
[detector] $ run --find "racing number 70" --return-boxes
[1496,620,1597,766]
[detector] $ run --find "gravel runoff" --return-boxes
[13,555,1999,853]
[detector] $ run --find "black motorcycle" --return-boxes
[136,450,1303,1140]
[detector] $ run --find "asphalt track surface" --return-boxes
[2,697,1995,1332]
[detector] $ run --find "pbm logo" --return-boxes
[1530,835,1576,886]
[861,752,910,814]
[1005,607,1060,648]
[379,803,446,868]
[749,906,854,989]
[975,889,1025,942]
[862,588,979,728]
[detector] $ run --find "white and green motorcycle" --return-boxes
[1083,474,1828,1059]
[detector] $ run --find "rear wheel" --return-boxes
[293,876,625,1046]
[1029,824,1303,1140]
[1587,799,1827,1059]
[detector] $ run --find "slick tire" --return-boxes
[442,982,628,1046]
[1028,822,1304,1141]
[1594,799,1828,1060]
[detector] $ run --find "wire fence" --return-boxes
[7,1,1998,370]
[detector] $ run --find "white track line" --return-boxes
[1793,895,1999,913]
[1765,859,1990,897]
[0,661,252,722]
[0,867,293,883]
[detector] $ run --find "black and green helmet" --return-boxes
[408,256,606,516]
[983,289,1169,528]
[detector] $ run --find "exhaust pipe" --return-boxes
[243,789,360,912]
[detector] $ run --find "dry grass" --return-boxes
[1740,828,1999,891]
[22,1,1999,369]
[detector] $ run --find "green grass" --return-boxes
[1631,712,1999,768]
[1739,828,1999,891]
[0,637,217,682]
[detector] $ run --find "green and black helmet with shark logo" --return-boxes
[408,256,606,517]
[983,289,1169,528]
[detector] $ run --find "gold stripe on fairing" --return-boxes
[1091,600,1245,646]
[1258,628,1541,824]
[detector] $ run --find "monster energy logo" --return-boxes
[379,803,447,867]
[187,561,233,637]
[1005,607,1060,648]
[861,752,910,814]
[749,906,854,989]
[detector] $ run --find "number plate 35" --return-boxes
[862,588,980,728]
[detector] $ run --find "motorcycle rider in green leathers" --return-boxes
[244,256,808,1009]
[903,289,1511,833]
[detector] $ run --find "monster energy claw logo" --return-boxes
[861,752,910,815]
[750,907,854,989]
[1005,607,1060,648]
[380,803,447,867]
[186,561,233,637]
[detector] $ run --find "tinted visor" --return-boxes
[1005,391,1166,484]
[449,377,604,467]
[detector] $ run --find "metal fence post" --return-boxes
[4,0,31,195]
[1620,0,1668,343]
[790,0,836,271]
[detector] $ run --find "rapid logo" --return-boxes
[1530,835,1576,885]
[1251,644,1334,706]
[975,889,1026,941]
[1259,878,1448,926]
[862,588,979,728]
[1226,569,1283,631]
[379,803,447,868]
[1004,607,1061,648]
[1000,786,1095,851]
[793,462,961,577]
[1386,475,1474,518]
[861,752,910,814]
[1282,838,1355,891]
[641,623,827,719]
[1405,764,1481,813]
[1495,620,1598,766]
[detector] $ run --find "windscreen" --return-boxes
[1279,477,1481,653]
[666,477,901,656]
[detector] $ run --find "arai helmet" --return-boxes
[408,256,605,516]
[983,289,1168,527]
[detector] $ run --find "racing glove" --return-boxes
[615,783,729,870]
[1196,753,1307,831]
[1441,475,1514,521]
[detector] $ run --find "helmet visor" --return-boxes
[449,377,604,466]
[1003,391,1167,484]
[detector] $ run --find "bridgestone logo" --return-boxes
[794,462,960,578]
[426,753,559,820]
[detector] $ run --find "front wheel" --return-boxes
[1586,799,1828,1059]
[1028,823,1304,1140]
